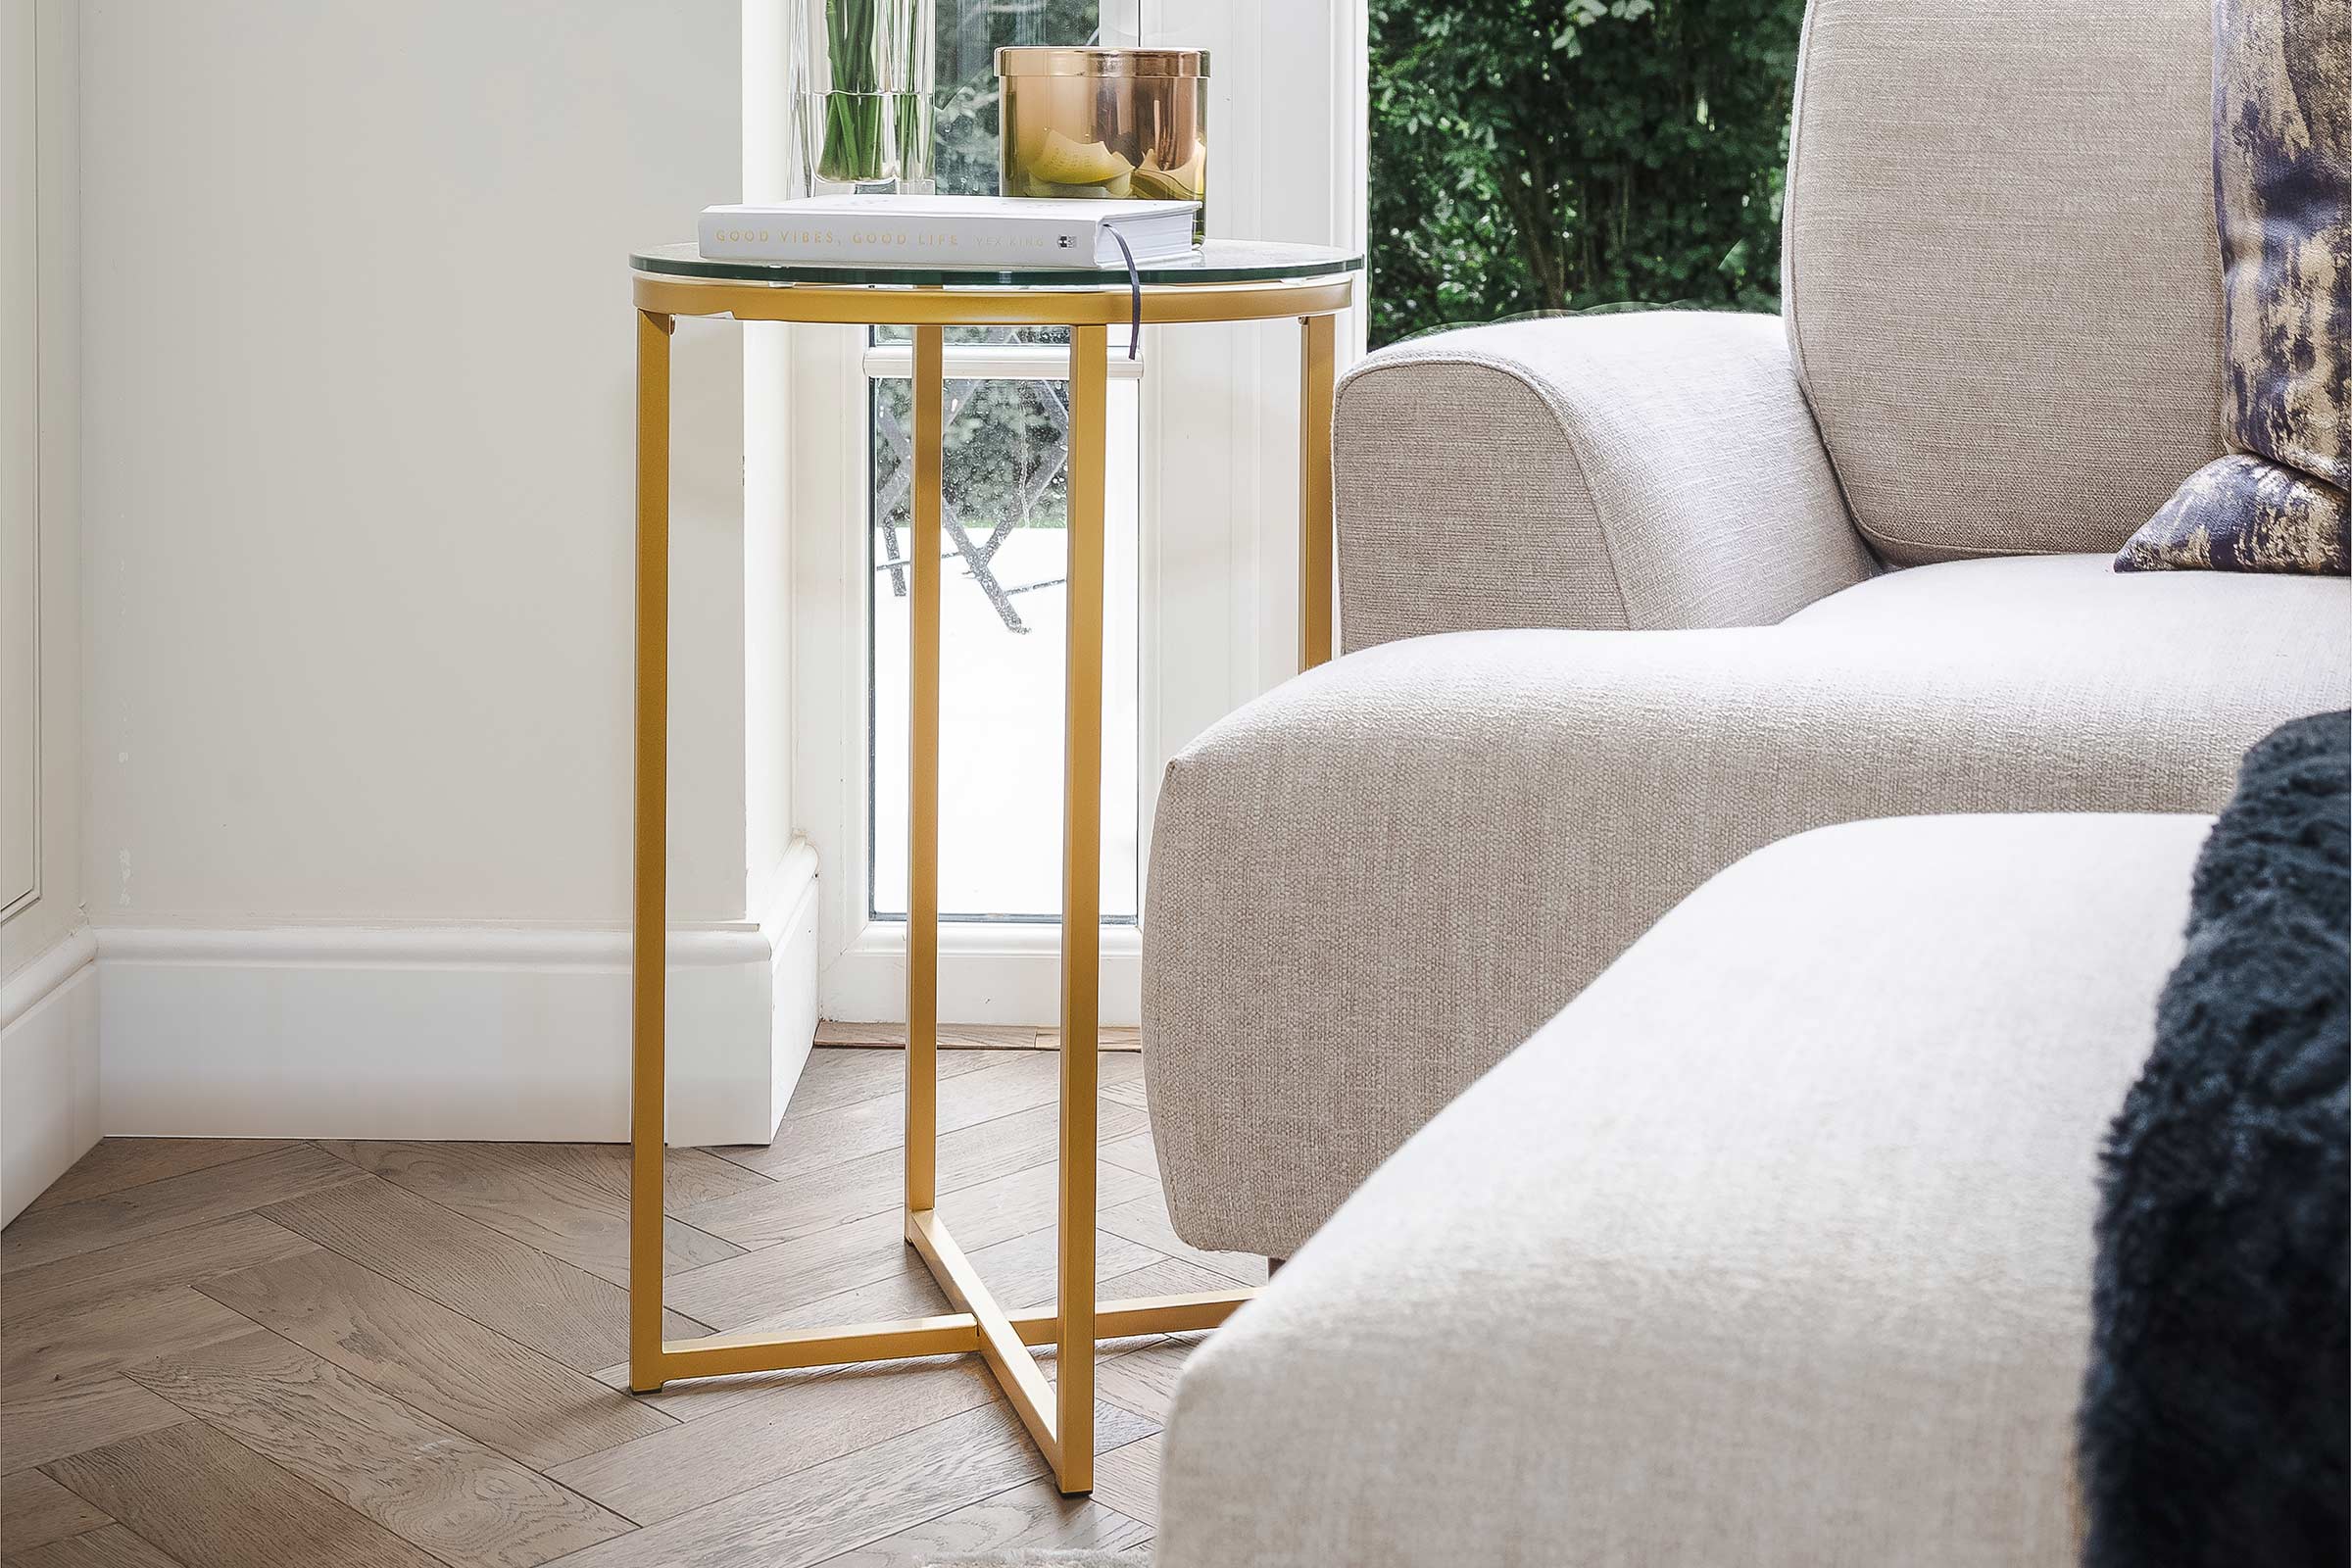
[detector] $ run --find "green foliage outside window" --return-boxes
[1368,0,1806,346]
[873,0,1810,537]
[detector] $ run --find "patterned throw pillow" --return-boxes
[2117,0,2349,574]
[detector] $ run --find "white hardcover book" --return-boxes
[697,195,1200,269]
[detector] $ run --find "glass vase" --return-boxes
[798,0,936,193]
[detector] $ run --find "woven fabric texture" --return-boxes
[1156,813,2211,1568]
[1140,555,2352,1256]
[1783,0,2224,564]
[1332,311,1876,652]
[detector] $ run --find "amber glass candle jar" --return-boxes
[996,47,1208,238]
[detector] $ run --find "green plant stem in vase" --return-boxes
[813,0,929,187]
[818,0,882,182]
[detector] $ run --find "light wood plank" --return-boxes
[765,1049,1001,1126]
[1086,1434,1162,1530]
[589,1223,1163,1426]
[1097,1052,1150,1110]
[0,1146,366,1277]
[722,1052,1076,1183]
[1,1215,316,1332]
[676,1099,1149,1250]
[768,1050,903,1121]
[802,1477,1151,1567]
[6,1523,188,1568]
[0,1052,1218,1564]
[315,1141,744,1283]
[652,1149,781,1210]
[4,1287,273,1396]
[542,1401,1118,1568]
[548,1356,999,1525]
[966,1225,1168,1324]
[583,1259,956,1422]
[1099,1132,1161,1182]
[658,1209,905,1335]
[665,1160,1156,1331]
[1092,1336,1197,1424]
[44,1421,444,1568]
[196,1247,676,1470]
[261,1178,707,1372]
[122,1331,629,1568]
[1098,1193,1266,1287]
[2,1467,109,1552]
[720,1094,907,1185]
[0,1379,183,1475]
[2,1214,321,1393]
[1035,1026,1142,1053]
[322,1139,769,1220]
[1083,1254,1252,1310]
[24,1141,298,1214]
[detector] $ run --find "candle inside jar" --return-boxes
[998,47,1209,240]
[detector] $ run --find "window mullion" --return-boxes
[860,341,1146,382]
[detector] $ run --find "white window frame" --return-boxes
[860,331,1146,933]
[775,0,1369,1026]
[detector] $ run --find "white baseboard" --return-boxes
[96,858,820,1148]
[760,846,822,1130]
[820,919,1142,1026]
[1,926,102,1225]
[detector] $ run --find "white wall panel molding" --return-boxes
[0,923,99,1225]
[93,916,798,1148]
[3,0,81,957]
[1,921,96,1035]
[756,838,823,1128]
[93,921,770,969]
[0,1,97,1226]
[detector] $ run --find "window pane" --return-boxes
[932,0,1104,196]
[868,0,1134,926]
[869,369,1141,922]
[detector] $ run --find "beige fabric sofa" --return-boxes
[1156,812,2211,1567]
[1140,0,2352,1261]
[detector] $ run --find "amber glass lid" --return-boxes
[995,46,1207,78]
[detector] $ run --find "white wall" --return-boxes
[65,0,808,1146]
[3,0,98,1225]
[78,0,741,924]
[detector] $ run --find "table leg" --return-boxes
[629,309,674,1394]
[1054,322,1108,1495]
[1298,312,1337,669]
[907,323,944,1213]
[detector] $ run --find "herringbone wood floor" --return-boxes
[0,1042,1265,1567]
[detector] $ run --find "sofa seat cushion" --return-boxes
[1145,554,2352,1257]
[1156,812,2214,1568]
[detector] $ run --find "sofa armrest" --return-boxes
[1335,310,1877,652]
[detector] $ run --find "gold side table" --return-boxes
[626,239,1361,1494]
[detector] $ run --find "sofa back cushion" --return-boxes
[1783,0,2225,564]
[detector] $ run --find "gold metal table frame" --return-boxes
[628,259,1355,1495]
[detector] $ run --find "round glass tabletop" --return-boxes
[629,238,1362,290]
